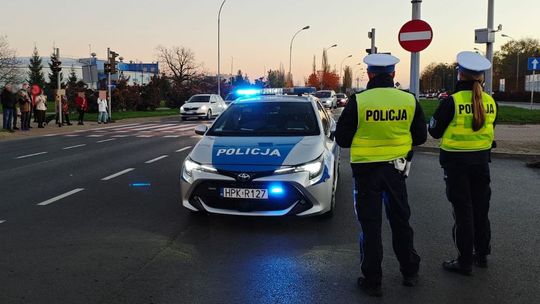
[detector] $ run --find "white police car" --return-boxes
[180,94,340,217]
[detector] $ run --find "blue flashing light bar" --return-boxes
[235,89,261,96]
[130,183,151,187]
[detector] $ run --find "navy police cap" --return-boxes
[364,53,400,74]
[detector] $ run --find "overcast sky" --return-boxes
[1,0,538,87]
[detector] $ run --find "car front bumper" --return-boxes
[180,169,333,217]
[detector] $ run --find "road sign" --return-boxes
[528,57,540,71]
[398,19,433,52]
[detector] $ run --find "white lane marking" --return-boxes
[64,134,80,137]
[87,123,141,131]
[136,135,153,138]
[145,155,169,164]
[130,124,175,132]
[139,124,178,132]
[44,134,59,137]
[37,188,85,206]
[150,124,186,132]
[108,124,158,132]
[175,146,192,153]
[97,138,116,143]
[87,134,104,137]
[101,168,135,181]
[399,31,432,41]
[163,126,196,133]
[15,151,48,159]
[112,135,129,138]
[190,135,201,138]
[62,144,87,150]
[163,135,180,138]
[0,220,6,224]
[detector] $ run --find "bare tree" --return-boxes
[0,35,21,85]
[156,45,198,85]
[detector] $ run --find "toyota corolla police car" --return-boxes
[180,94,340,217]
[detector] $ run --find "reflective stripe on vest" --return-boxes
[440,91,496,152]
[350,88,415,163]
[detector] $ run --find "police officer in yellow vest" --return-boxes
[429,51,497,275]
[335,53,427,297]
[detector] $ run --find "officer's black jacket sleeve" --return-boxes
[428,97,455,139]
[335,94,358,148]
[411,99,427,146]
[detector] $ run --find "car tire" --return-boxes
[206,110,212,120]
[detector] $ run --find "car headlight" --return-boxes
[274,156,324,180]
[200,105,208,111]
[180,106,184,112]
[182,158,217,182]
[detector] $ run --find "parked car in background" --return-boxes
[180,94,227,120]
[336,93,348,107]
[314,90,337,109]
[438,92,449,100]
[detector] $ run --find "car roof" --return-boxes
[235,95,315,103]
[192,94,212,97]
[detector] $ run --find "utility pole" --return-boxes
[485,0,495,94]
[107,48,112,121]
[54,47,63,126]
[409,0,422,98]
[368,28,377,54]
[217,0,227,96]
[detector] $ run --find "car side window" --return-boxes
[210,96,216,103]
[316,102,330,135]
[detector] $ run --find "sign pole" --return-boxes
[531,70,536,110]
[107,48,112,121]
[56,48,62,126]
[409,0,422,98]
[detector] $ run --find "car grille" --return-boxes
[183,107,199,111]
[189,180,312,213]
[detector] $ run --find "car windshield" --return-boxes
[336,94,346,98]
[187,95,210,103]
[207,102,320,137]
[314,91,331,98]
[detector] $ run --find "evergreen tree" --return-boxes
[27,46,45,88]
[46,49,63,97]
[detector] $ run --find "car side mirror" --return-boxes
[194,125,208,135]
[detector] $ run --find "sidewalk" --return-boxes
[418,124,540,161]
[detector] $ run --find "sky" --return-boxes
[1,0,539,88]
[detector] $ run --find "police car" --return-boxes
[180,93,340,217]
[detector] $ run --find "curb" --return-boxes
[415,146,540,162]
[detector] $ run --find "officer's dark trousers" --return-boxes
[444,163,491,266]
[353,163,420,284]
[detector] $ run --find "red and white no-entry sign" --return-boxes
[398,19,433,52]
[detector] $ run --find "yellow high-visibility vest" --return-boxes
[350,88,415,163]
[441,91,496,152]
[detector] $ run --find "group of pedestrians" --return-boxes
[1,83,94,132]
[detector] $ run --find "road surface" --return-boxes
[1,116,539,304]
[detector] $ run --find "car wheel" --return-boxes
[206,109,212,120]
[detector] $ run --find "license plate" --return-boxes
[221,188,268,199]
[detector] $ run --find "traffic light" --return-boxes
[51,58,62,72]
[109,50,119,74]
[104,62,112,74]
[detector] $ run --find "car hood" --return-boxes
[183,102,210,108]
[190,136,324,172]
[319,97,333,102]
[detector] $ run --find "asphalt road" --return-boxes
[1,115,539,304]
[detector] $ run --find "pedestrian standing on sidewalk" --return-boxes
[1,83,17,132]
[62,95,72,125]
[97,95,108,124]
[17,84,31,131]
[75,92,87,125]
[428,51,498,275]
[33,86,47,128]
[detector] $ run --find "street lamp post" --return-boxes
[320,44,337,89]
[288,25,310,86]
[339,55,352,87]
[502,34,520,92]
[217,0,227,96]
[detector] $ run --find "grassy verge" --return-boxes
[419,99,540,124]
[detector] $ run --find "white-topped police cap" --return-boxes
[364,54,400,73]
[457,51,492,74]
